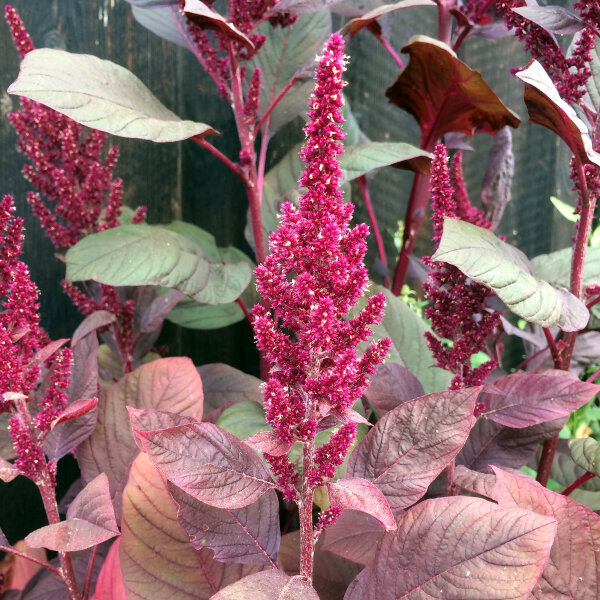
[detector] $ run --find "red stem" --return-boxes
[191,137,245,182]
[236,297,252,325]
[437,0,455,46]
[254,77,299,138]
[299,439,316,582]
[368,27,404,69]
[587,365,600,383]
[542,327,561,369]
[587,294,600,309]
[512,344,550,372]
[0,544,60,576]
[82,544,99,600]
[562,471,595,496]
[537,159,597,487]
[357,176,391,288]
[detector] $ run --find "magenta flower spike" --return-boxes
[253,34,391,505]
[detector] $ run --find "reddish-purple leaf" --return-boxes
[326,478,396,531]
[127,405,199,432]
[345,496,556,600]
[71,310,117,348]
[1,540,47,592]
[346,388,479,511]
[453,464,498,499]
[494,467,600,599]
[25,473,119,552]
[197,363,263,422]
[278,531,362,600]
[134,421,275,509]
[139,289,185,333]
[386,36,520,148]
[183,0,254,50]
[27,338,68,369]
[457,417,564,472]
[68,325,99,403]
[344,0,436,36]
[120,453,261,600]
[364,362,424,416]
[50,397,98,429]
[321,510,383,566]
[481,370,600,428]
[516,60,600,168]
[0,457,20,483]
[512,5,587,35]
[93,539,127,600]
[77,357,203,519]
[169,483,280,566]
[244,430,292,457]
[210,570,319,600]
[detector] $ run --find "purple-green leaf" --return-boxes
[364,362,424,416]
[512,6,587,35]
[210,570,319,600]
[326,478,396,531]
[169,483,280,566]
[495,467,600,599]
[344,496,556,599]
[8,49,217,142]
[133,421,275,509]
[346,387,479,511]
[481,370,600,428]
[120,453,261,599]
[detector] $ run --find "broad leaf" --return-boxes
[77,357,203,518]
[197,363,263,420]
[210,570,319,600]
[8,49,216,142]
[321,510,384,566]
[339,142,432,179]
[27,339,68,369]
[495,467,600,599]
[71,310,117,348]
[386,36,520,147]
[432,217,589,330]
[121,453,261,600]
[364,362,424,416]
[216,401,270,440]
[130,4,191,49]
[481,371,600,428]
[346,388,479,511]
[169,484,280,566]
[50,397,98,429]
[360,285,452,394]
[531,246,600,289]
[516,60,600,167]
[167,298,245,330]
[511,5,587,34]
[326,478,396,530]
[25,474,119,552]
[570,438,600,477]
[0,458,20,483]
[457,417,564,472]
[139,289,186,333]
[244,430,293,457]
[183,0,254,50]
[132,420,275,509]
[66,225,252,305]
[345,496,556,600]
[344,0,436,36]
[94,539,127,600]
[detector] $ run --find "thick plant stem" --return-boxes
[299,440,316,582]
[562,471,595,496]
[437,0,456,46]
[392,173,430,295]
[537,160,597,486]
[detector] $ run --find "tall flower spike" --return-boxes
[254,34,390,455]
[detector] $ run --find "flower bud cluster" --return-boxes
[423,145,499,390]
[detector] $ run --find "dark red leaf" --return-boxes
[326,478,396,531]
[481,370,600,428]
[139,289,185,333]
[516,60,600,168]
[244,430,292,457]
[94,538,127,600]
[27,339,68,369]
[169,483,280,566]
[345,496,556,599]
[344,0,436,36]
[50,397,98,429]
[495,467,600,599]
[386,35,520,148]
[71,310,117,348]
[133,421,275,509]
[363,362,424,416]
[346,388,479,510]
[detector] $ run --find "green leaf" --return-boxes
[432,217,589,331]
[359,285,452,394]
[252,11,331,134]
[160,221,221,260]
[531,246,600,289]
[339,142,432,182]
[215,401,269,440]
[8,48,217,142]
[167,299,244,330]
[570,438,600,477]
[550,195,578,223]
[66,225,251,305]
